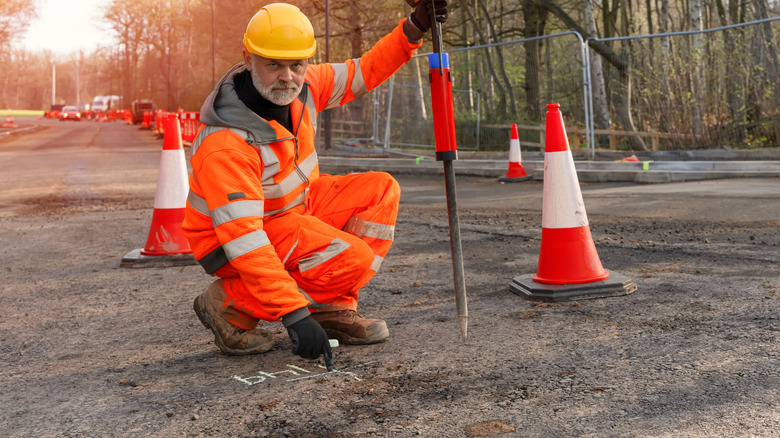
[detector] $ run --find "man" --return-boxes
[184,1,448,366]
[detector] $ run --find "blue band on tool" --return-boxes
[428,53,450,69]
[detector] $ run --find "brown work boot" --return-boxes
[311,310,389,345]
[193,281,273,356]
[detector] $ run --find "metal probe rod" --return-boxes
[443,158,468,340]
[429,6,468,341]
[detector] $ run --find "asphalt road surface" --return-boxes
[1,118,778,437]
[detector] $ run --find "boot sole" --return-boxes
[193,294,272,356]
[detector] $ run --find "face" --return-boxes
[243,49,308,106]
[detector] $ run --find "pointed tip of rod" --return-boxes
[458,316,468,343]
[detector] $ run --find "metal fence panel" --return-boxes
[321,32,587,155]
[321,18,780,157]
[588,17,780,151]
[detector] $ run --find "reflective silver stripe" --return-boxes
[298,238,350,272]
[370,255,383,272]
[300,289,328,310]
[192,126,251,156]
[282,241,298,265]
[211,200,264,227]
[263,151,319,199]
[222,230,271,261]
[302,89,317,131]
[191,126,212,156]
[259,143,281,186]
[327,63,350,109]
[344,217,395,241]
[350,59,368,99]
[187,190,209,216]
[264,190,306,217]
[257,135,295,187]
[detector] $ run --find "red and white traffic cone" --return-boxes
[499,123,531,182]
[509,103,636,301]
[122,113,195,267]
[2,115,17,128]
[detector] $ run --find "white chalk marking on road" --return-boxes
[286,361,378,382]
[232,361,378,386]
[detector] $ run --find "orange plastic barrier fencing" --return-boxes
[155,110,168,134]
[179,112,200,142]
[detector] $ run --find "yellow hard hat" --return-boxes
[243,3,316,60]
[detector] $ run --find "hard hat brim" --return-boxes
[243,36,317,60]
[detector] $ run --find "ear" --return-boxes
[242,49,252,71]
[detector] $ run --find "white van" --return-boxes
[91,95,121,113]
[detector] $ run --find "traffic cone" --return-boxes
[498,123,531,182]
[2,115,17,128]
[509,103,636,301]
[121,113,196,268]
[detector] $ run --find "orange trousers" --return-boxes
[216,171,400,326]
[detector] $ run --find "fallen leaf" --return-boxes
[260,400,280,410]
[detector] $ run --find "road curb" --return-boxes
[320,156,780,183]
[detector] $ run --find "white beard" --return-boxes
[249,65,300,106]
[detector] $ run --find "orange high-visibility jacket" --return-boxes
[183,20,422,322]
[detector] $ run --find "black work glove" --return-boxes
[286,315,334,369]
[410,0,449,33]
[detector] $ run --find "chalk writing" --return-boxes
[232,361,378,386]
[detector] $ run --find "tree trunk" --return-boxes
[752,0,780,146]
[462,3,507,118]
[460,0,475,111]
[659,0,670,93]
[690,0,704,137]
[583,0,611,133]
[521,0,548,122]
[414,59,428,121]
[530,0,646,149]
[614,49,647,150]
[348,2,364,125]
[480,0,518,118]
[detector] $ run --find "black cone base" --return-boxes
[509,270,636,302]
[121,248,197,268]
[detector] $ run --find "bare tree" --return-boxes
[583,0,611,131]
[522,0,549,122]
[689,0,704,136]
[528,0,647,150]
[752,0,780,144]
[0,0,36,48]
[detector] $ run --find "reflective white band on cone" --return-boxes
[153,149,188,209]
[541,150,589,229]
[509,138,521,163]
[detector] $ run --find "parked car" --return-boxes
[59,106,82,121]
[45,104,64,119]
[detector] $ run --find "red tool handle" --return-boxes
[428,53,458,161]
